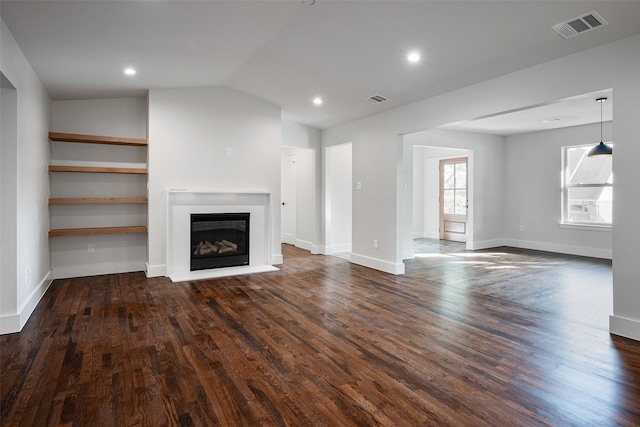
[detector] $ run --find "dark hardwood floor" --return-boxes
[2,241,639,426]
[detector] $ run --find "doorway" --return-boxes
[439,157,468,242]
[281,150,297,245]
[280,147,317,251]
[412,146,470,248]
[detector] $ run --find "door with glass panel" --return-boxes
[439,157,468,242]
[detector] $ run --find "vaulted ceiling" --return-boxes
[2,1,639,130]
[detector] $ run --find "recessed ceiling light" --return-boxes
[124,68,136,76]
[541,118,561,123]
[407,52,421,63]
[313,97,323,105]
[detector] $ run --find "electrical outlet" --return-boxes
[26,267,30,284]
[225,147,232,157]
[373,239,378,249]
[519,225,524,232]
[88,244,95,253]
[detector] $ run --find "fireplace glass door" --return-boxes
[190,212,250,271]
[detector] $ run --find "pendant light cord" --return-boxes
[600,98,603,143]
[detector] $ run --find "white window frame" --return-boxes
[561,143,613,229]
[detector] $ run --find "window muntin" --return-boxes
[562,145,613,226]
[443,163,467,216]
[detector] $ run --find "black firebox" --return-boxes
[190,212,250,271]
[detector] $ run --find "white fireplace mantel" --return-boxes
[166,190,278,282]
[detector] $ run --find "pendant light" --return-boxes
[587,97,612,157]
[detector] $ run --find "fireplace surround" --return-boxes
[165,191,279,282]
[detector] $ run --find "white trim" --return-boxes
[559,223,612,232]
[170,265,279,283]
[467,238,505,250]
[350,252,405,275]
[145,262,166,278]
[295,239,314,252]
[0,314,20,335]
[330,243,352,254]
[0,270,53,335]
[504,238,612,259]
[311,245,327,255]
[610,315,640,341]
[271,254,283,265]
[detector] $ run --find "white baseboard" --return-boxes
[310,245,325,255]
[145,263,166,278]
[0,313,20,335]
[295,239,314,252]
[413,231,427,239]
[330,243,351,253]
[469,238,506,250]
[350,253,405,275]
[610,315,640,342]
[0,270,53,335]
[52,261,147,280]
[272,253,284,265]
[504,238,612,259]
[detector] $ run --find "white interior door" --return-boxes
[440,157,468,242]
[281,154,297,245]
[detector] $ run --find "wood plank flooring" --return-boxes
[2,242,639,426]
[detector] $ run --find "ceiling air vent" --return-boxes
[365,94,389,104]
[552,11,608,39]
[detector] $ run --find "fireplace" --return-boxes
[190,212,250,271]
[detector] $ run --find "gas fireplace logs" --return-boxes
[193,239,239,256]
[219,239,238,250]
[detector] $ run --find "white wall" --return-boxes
[1,82,18,326]
[147,86,282,275]
[325,143,352,254]
[52,98,147,138]
[504,122,612,259]
[322,34,640,340]
[49,97,148,279]
[281,119,321,253]
[282,118,321,150]
[0,18,52,334]
[412,147,425,238]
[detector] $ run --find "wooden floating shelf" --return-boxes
[48,226,148,237]
[49,197,148,205]
[49,132,147,147]
[48,165,147,174]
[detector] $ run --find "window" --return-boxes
[562,144,612,226]
[442,161,467,216]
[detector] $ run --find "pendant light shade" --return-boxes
[587,97,612,158]
[588,141,612,157]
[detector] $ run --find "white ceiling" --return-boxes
[1,1,639,131]
[441,88,613,136]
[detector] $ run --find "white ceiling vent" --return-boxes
[552,11,608,39]
[365,94,389,104]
